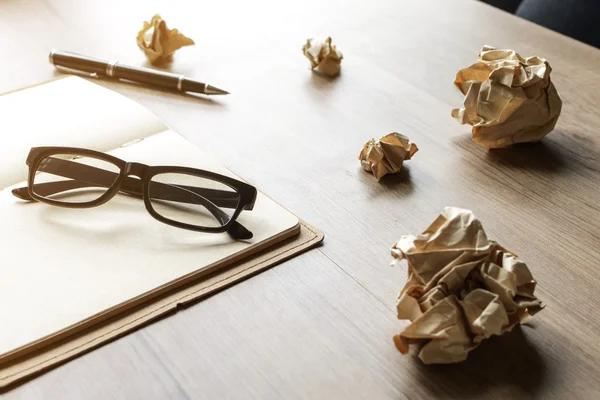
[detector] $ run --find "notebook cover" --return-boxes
[0,221,323,390]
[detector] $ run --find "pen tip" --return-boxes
[205,85,229,95]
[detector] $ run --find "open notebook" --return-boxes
[0,77,311,381]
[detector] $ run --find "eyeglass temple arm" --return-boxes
[12,159,253,240]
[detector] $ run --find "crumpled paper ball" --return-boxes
[302,37,343,77]
[390,207,544,364]
[358,132,418,180]
[137,14,195,65]
[451,45,562,149]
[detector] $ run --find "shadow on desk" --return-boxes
[408,326,546,398]
[486,141,566,173]
[361,165,415,200]
[52,71,226,106]
[307,71,342,96]
[453,134,567,174]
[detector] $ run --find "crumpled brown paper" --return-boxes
[302,37,343,77]
[390,207,543,364]
[451,45,562,149]
[137,14,195,65]
[358,133,418,180]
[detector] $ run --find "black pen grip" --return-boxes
[113,64,182,90]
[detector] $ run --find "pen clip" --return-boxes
[54,65,100,79]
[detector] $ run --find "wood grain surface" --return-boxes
[1,0,600,398]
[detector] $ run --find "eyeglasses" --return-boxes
[11,147,257,240]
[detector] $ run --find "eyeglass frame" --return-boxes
[11,146,258,240]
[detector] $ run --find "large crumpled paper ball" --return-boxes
[451,45,562,149]
[390,207,544,364]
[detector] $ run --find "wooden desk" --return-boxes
[2,0,600,398]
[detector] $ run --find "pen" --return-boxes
[49,49,229,95]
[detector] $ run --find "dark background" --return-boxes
[481,0,599,48]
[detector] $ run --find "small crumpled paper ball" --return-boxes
[302,37,343,77]
[451,45,562,149]
[390,207,544,364]
[358,132,418,180]
[137,14,195,65]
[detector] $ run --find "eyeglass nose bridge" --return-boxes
[124,162,149,178]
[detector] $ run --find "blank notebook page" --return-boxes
[0,76,167,188]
